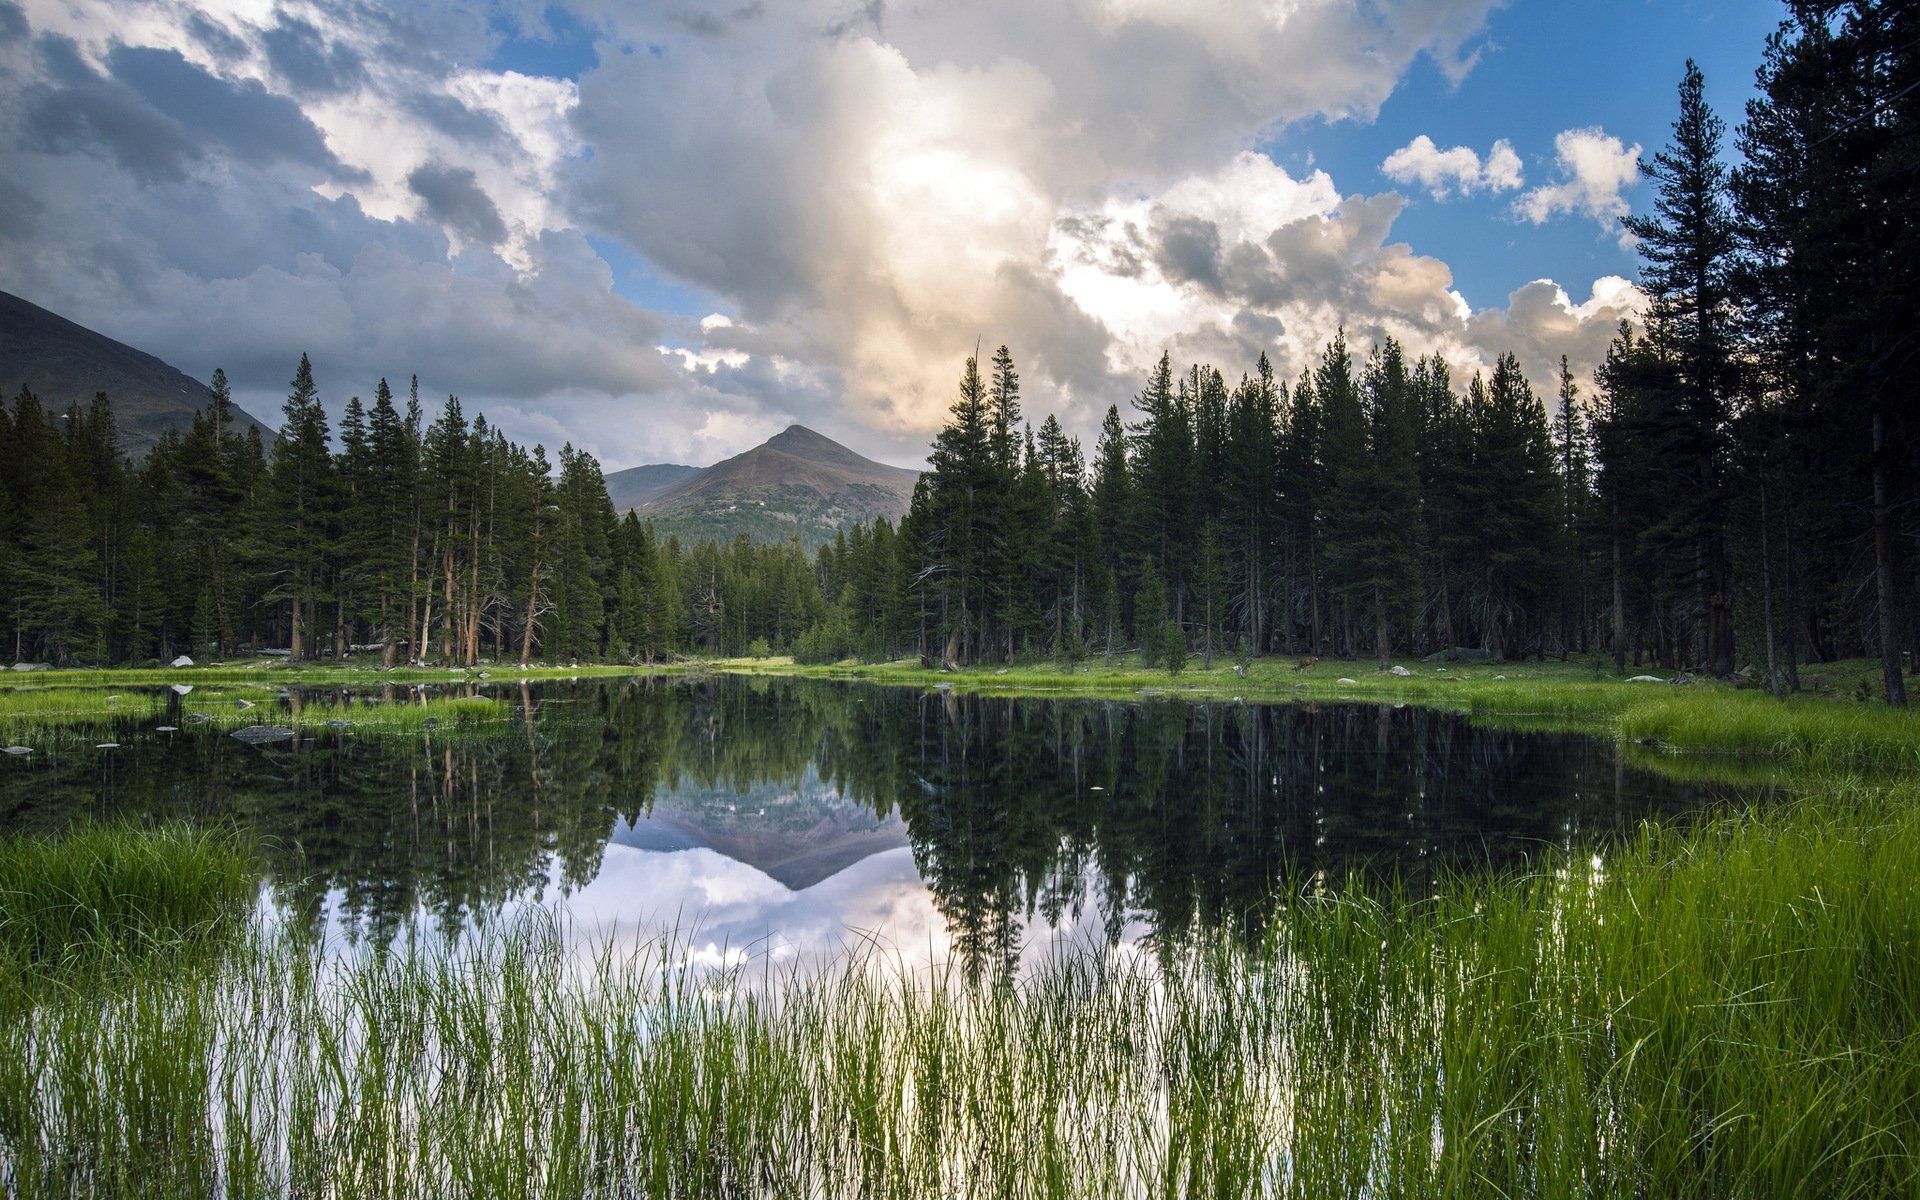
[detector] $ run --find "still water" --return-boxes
[1,675,1730,976]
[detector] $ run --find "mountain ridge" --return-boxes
[0,289,274,453]
[610,423,921,550]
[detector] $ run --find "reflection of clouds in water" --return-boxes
[287,840,1149,978]
[565,844,951,971]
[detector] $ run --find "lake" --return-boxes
[0,674,1730,976]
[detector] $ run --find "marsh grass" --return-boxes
[178,692,513,735]
[0,824,255,983]
[0,688,166,733]
[3,787,1915,1198]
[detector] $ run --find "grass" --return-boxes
[0,824,256,982]
[0,785,1914,1197]
[721,653,1920,776]
[0,688,167,732]
[178,692,513,735]
[0,686,514,746]
[34,661,672,688]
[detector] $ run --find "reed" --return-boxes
[0,824,255,982]
[2,784,1914,1198]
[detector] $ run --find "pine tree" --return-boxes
[1624,60,1739,676]
[265,354,334,661]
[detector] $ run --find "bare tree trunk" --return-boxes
[1610,526,1626,675]
[1760,485,1780,698]
[1374,585,1389,671]
[520,563,541,667]
[1874,409,1908,706]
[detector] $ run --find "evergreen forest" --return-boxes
[0,6,1912,703]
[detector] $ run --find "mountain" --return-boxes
[0,290,273,453]
[620,424,921,550]
[604,461,701,510]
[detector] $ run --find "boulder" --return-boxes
[171,655,194,668]
[1627,675,1664,683]
[10,662,52,672]
[171,684,193,695]
[1336,677,1358,684]
[2,746,31,755]
[229,725,295,744]
[1387,665,1412,677]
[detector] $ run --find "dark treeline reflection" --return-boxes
[0,678,1721,963]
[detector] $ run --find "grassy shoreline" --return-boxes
[9,651,1913,773]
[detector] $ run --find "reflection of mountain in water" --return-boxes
[609,767,908,890]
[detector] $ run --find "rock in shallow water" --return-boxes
[3,746,31,755]
[230,725,295,744]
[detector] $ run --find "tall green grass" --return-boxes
[2,786,1914,1198]
[0,824,256,980]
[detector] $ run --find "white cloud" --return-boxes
[7,0,1643,470]
[1048,153,1644,411]
[1380,135,1523,199]
[1515,127,1642,245]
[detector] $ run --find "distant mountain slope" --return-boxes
[0,290,273,453]
[605,462,701,510]
[621,424,921,550]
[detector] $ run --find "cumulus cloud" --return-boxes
[1048,152,1641,408]
[407,161,509,246]
[0,0,1640,470]
[1380,135,1523,199]
[1515,128,1642,244]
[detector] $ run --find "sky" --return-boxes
[0,0,1787,471]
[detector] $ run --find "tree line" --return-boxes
[2,5,1910,697]
[808,6,1916,703]
[0,358,822,667]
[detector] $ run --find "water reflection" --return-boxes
[1,677,1728,976]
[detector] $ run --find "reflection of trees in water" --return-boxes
[831,693,1713,980]
[0,678,1712,966]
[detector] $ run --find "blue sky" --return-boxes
[0,0,1792,468]
[1266,0,1783,310]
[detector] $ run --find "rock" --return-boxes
[171,684,193,695]
[1136,689,1164,696]
[1387,665,1412,677]
[1669,673,1696,686]
[1493,674,1507,680]
[184,713,210,723]
[235,699,255,710]
[95,743,119,749]
[10,662,52,672]
[2,746,31,755]
[155,725,178,732]
[326,719,352,728]
[1336,678,1357,684]
[1627,675,1664,683]
[994,668,1009,676]
[229,725,295,744]
[171,655,194,668]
